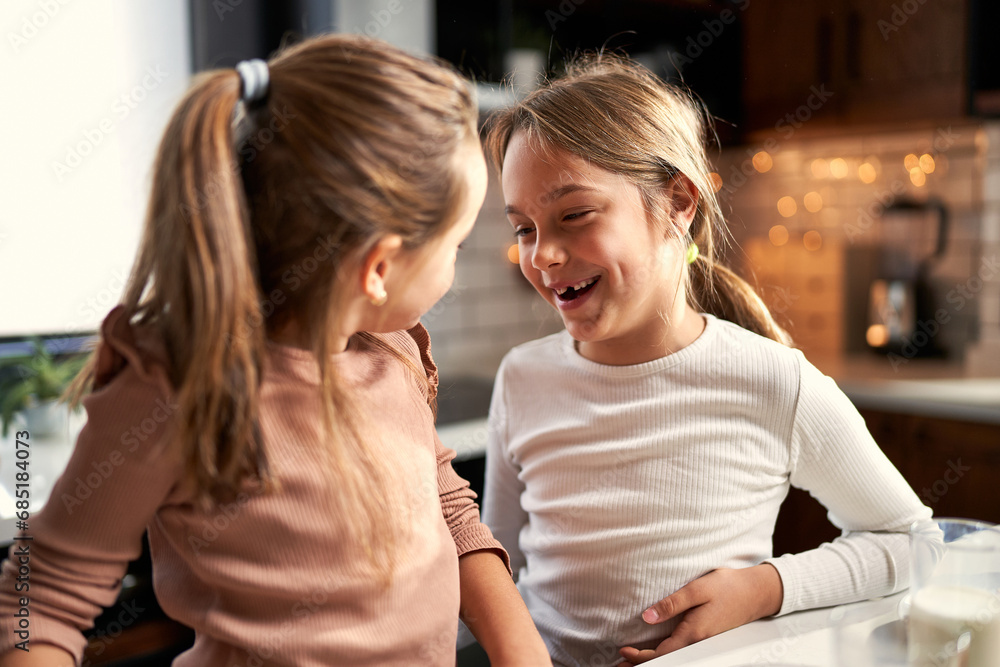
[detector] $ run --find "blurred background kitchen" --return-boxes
[2,0,999,664]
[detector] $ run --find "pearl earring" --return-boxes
[369,287,388,307]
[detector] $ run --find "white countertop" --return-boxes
[644,592,907,666]
[839,377,1000,424]
[436,417,490,461]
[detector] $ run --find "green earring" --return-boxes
[686,242,699,265]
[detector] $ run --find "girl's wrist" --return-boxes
[753,562,784,618]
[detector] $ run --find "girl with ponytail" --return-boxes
[0,34,549,666]
[481,54,929,666]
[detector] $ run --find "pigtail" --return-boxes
[687,252,793,345]
[684,156,793,346]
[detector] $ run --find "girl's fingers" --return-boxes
[618,646,659,664]
[641,580,704,624]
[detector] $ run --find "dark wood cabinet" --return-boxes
[742,0,967,132]
[772,407,1000,557]
[860,408,1000,524]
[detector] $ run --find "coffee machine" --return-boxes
[865,197,949,357]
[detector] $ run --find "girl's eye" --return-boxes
[514,227,535,238]
[563,210,592,221]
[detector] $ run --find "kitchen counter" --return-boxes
[838,377,1000,425]
[646,592,907,666]
[806,353,1000,424]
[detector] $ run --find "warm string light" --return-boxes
[777,196,797,218]
[803,191,823,213]
[752,151,773,173]
[708,172,723,193]
[768,225,789,246]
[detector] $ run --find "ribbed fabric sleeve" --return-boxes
[0,306,507,665]
[482,314,930,667]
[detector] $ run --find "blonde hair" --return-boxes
[69,34,478,578]
[483,54,791,345]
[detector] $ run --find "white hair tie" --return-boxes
[235,58,269,105]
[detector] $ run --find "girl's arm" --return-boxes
[458,551,551,665]
[0,645,75,666]
[760,357,930,614]
[0,329,183,662]
[621,354,929,663]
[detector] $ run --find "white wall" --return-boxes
[0,0,191,336]
[334,0,434,55]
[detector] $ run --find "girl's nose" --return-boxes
[530,233,567,270]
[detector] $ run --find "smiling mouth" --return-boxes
[554,276,599,302]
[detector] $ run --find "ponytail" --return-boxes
[68,35,479,582]
[68,69,271,506]
[688,255,793,346]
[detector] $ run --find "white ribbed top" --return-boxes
[483,314,930,667]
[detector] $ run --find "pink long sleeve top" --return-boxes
[0,306,507,665]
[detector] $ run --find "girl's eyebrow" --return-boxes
[504,184,600,216]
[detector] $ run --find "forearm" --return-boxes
[766,529,909,615]
[0,645,75,667]
[458,550,550,666]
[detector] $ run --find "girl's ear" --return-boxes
[359,234,404,302]
[665,173,700,237]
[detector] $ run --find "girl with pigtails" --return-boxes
[481,54,930,666]
[0,35,549,666]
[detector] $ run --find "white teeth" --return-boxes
[554,277,597,296]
